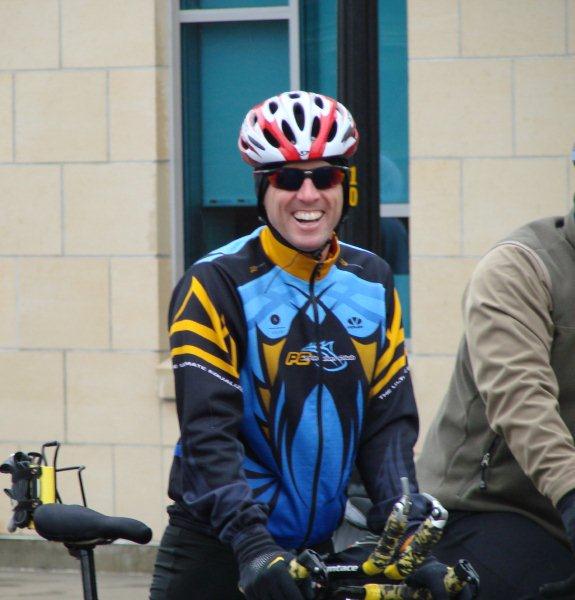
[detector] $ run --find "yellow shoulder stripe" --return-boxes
[171,277,229,353]
[172,277,195,323]
[169,319,227,351]
[374,288,404,378]
[370,354,407,399]
[171,345,239,379]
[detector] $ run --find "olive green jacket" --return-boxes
[417,210,575,544]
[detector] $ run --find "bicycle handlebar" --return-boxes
[33,503,152,546]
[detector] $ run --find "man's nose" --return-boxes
[296,176,321,201]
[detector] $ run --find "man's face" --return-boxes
[263,160,344,253]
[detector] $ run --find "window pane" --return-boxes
[301,0,337,97]
[181,20,289,265]
[198,21,289,205]
[379,0,409,204]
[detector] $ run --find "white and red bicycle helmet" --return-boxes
[238,91,359,227]
[238,90,359,166]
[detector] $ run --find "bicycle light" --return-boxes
[0,456,16,475]
[2,445,61,530]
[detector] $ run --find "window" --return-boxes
[172,0,411,333]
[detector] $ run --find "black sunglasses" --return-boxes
[254,165,349,191]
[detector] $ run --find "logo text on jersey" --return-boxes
[285,341,356,372]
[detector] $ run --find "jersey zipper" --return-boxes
[479,436,500,491]
[302,260,324,547]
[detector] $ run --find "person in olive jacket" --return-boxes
[417,152,575,599]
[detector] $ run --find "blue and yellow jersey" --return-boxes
[167,226,421,550]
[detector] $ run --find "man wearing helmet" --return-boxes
[150,92,450,600]
[241,90,358,252]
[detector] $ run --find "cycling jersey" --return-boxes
[167,226,421,551]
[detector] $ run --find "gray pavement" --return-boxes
[0,568,152,599]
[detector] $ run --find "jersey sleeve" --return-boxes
[356,268,427,531]
[168,263,273,547]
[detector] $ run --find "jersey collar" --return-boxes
[260,226,340,281]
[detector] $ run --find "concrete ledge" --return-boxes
[0,536,157,574]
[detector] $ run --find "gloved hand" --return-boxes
[238,550,313,599]
[558,489,575,549]
[540,573,575,599]
[233,528,312,600]
[539,490,575,598]
[405,557,478,600]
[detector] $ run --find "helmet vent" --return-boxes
[281,120,296,143]
[293,103,305,130]
[248,135,265,150]
[311,116,320,140]
[342,125,355,142]
[263,129,280,148]
[327,121,338,142]
[238,92,358,166]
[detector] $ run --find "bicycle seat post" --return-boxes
[66,543,98,600]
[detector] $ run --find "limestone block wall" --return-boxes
[0,0,173,538]
[408,0,575,446]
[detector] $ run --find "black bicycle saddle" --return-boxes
[33,503,152,546]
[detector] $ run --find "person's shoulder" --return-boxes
[338,239,388,265]
[172,228,263,295]
[466,241,552,312]
[337,240,393,281]
[194,227,264,268]
[474,241,549,287]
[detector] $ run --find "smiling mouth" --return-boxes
[294,210,323,223]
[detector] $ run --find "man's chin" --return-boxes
[290,235,331,255]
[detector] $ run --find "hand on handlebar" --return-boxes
[539,573,575,599]
[332,558,479,600]
[541,491,575,598]
[406,557,479,600]
[363,492,448,582]
[329,486,479,600]
[238,551,314,600]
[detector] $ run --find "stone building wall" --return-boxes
[0,0,173,538]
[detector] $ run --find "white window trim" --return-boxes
[380,203,410,218]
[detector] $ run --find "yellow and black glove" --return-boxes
[234,529,315,600]
[405,557,479,600]
[363,493,447,581]
[238,550,314,600]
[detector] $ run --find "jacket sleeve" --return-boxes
[465,242,575,506]
[357,269,428,531]
[168,263,273,548]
